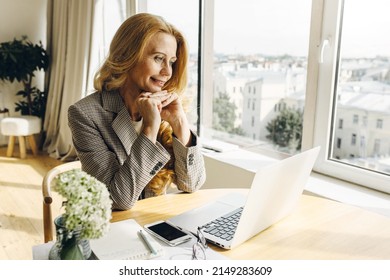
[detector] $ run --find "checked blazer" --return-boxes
[68,90,206,210]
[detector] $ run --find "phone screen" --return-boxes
[147,222,188,241]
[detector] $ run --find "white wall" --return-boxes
[0,0,47,145]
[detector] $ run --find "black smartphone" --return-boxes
[144,220,192,246]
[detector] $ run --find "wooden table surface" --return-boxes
[111,188,390,260]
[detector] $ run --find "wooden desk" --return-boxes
[111,189,390,260]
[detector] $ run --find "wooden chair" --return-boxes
[42,160,82,243]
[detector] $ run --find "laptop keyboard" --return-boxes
[200,207,243,241]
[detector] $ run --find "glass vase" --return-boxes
[48,215,92,260]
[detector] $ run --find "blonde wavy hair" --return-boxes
[94,13,189,195]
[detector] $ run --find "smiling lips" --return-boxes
[151,77,166,87]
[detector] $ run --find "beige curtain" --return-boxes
[43,0,127,160]
[43,0,94,160]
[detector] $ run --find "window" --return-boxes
[353,114,359,125]
[87,0,127,92]
[360,136,365,147]
[338,119,343,129]
[374,139,381,154]
[377,119,383,129]
[139,0,200,131]
[351,134,356,145]
[362,115,367,127]
[312,0,390,193]
[201,0,311,154]
[337,138,342,149]
[139,0,390,194]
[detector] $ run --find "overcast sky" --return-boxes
[146,0,390,58]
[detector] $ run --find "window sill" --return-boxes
[202,147,390,218]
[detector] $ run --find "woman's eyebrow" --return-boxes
[151,49,177,59]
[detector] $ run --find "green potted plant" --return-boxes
[0,36,49,120]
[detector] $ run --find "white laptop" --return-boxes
[168,146,320,249]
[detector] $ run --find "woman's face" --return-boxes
[128,32,177,94]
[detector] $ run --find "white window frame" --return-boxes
[136,0,390,194]
[199,0,215,137]
[305,0,390,193]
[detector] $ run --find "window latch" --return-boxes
[318,37,331,63]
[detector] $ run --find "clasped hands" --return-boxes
[137,90,190,144]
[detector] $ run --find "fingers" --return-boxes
[140,91,178,108]
[161,92,178,107]
[141,90,169,99]
[137,92,165,115]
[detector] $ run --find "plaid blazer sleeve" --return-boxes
[172,133,206,193]
[68,92,206,210]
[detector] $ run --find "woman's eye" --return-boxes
[154,56,164,63]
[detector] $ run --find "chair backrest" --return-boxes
[42,160,82,243]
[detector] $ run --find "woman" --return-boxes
[68,13,206,210]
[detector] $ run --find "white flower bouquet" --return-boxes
[55,169,113,240]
